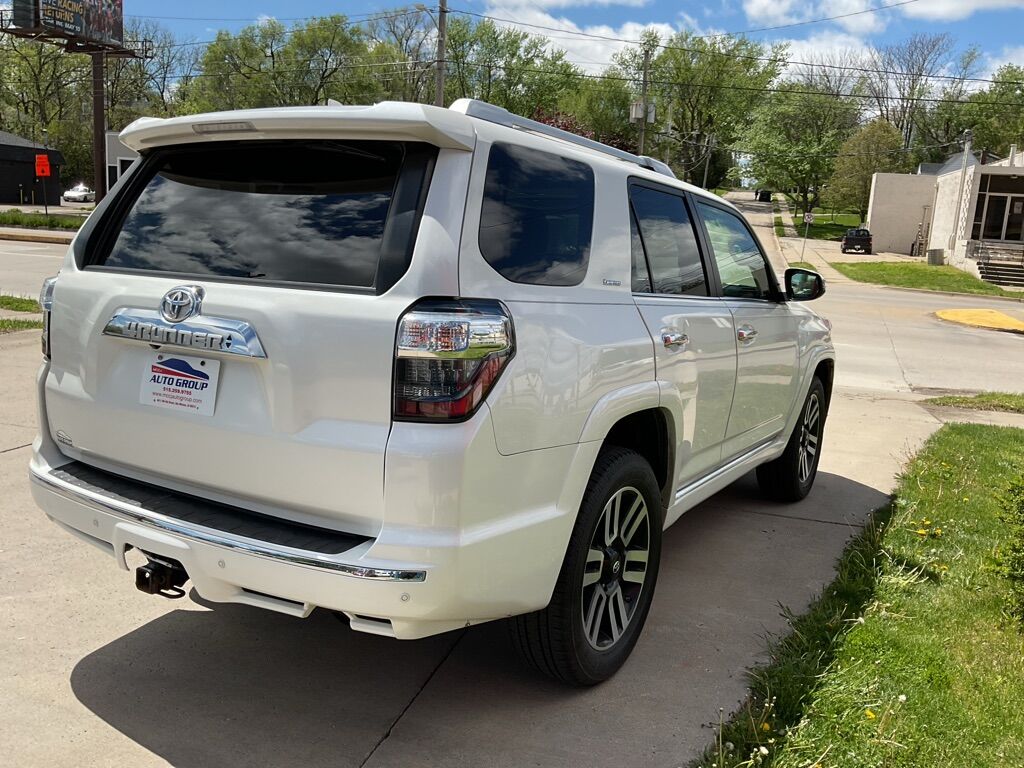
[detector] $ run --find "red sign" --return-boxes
[35,154,51,178]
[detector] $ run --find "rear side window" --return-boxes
[629,185,708,296]
[88,141,435,292]
[479,142,595,286]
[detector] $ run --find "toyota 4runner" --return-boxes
[30,100,834,685]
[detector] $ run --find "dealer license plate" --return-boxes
[140,353,221,416]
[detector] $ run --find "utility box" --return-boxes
[927,248,945,266]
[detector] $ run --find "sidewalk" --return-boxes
[0,226,75,245]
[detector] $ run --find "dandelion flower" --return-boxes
[865,708,877,720]
[761,722,771,732]
[915,529,928,536]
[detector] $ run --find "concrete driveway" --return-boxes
[2,201,1023,766]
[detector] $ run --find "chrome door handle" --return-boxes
[661,330,689,350]
[737,324,758,343]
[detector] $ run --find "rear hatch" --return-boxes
[43,132,452,535]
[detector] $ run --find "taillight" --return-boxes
[394,299,514,422]
[39,275,57,360]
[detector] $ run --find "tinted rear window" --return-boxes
[478,142,595,286]
[90,141,427,289]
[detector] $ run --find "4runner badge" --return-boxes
[101,297,267,359]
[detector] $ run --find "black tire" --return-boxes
[756,377,827,502]
[510,447,663,685]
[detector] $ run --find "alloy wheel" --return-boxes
[581,486,651,650]
[797,392,821,484]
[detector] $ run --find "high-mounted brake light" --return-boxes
[394,299,514,422]
[39,275,57,360]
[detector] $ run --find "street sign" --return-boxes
[35,153,51,178]
[803,212,815,224]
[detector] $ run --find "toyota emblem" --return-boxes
[160,285,204,324]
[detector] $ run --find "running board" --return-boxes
[665,438,784,526]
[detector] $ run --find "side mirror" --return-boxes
[784,268,825,301]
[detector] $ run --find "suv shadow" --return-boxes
[70,471,887,768]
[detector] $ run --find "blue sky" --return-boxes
[126,0,1023,76]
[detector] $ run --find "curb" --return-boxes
[866,283,1024,304]
[0,230,75,245]
[932,311,1024,336]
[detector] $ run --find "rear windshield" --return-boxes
[88,140,434,291]
[847,229,870,237]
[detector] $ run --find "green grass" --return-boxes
[787,261,816,271]
[832,262,1015,297]
[0,318,43,334]
[774,214,785,238]
[0,209,84,231]
[0,294,41,312]
[924,392,1024,414]
[697,423,1024,768]
[791,211,863,241]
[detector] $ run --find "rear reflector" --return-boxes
[394,299,513,422]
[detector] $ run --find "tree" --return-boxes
[613,32,784,185]
[443,17,581,116]
[738,71,860,213]
[825,119,908,222]
[963,64,1024,158]
[864,33,955,148]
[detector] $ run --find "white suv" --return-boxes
[30,100,834,685]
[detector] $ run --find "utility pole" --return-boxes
[701,134,716,190]
[434,0,447,108]
[948,128,972,250]
[638,44,651,156]
[92,52,106,202]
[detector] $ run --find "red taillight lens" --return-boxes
[393,299,514,422]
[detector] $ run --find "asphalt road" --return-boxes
[0,240,66,298]
[1,209,1022,767]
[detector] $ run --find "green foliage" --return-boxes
[832,262,1014,296]
[963,65,1024,158]
[0,295,42,312]
[0,209,84,230]
[998,481,1024,622]
[825,119,909,220]
[698,424,1024,768]
[792,211,862,240]
[924,392,1024,415]
[0,318,44,334]
[739,78,860,213]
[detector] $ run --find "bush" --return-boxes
[998,480,1024,622]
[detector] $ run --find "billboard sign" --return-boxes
[11,0,124,48]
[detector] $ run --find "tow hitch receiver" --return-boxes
[135,555,189,598]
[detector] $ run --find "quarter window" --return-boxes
[697,203,774,300]
[629,185,708,296]
[479,142,595,286]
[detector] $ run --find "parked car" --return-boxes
[62,183,95,203]
[841,228,872,254]
[30,101,835,685]
[756,189,773,202]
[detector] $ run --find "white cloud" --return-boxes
[902,0,1024,21]
[741,0,887,38]
[256,14,276,26]
[518,0,650,7]
[742,0,800,26]
[781,29,872,64]
[983,44,1024,78]
[483,3,677,73]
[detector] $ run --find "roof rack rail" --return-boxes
[450,99,676,179]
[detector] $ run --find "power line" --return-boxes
[695,0,920,38]
[451,8,1020,87]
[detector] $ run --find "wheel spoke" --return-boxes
[623,549,648,584]
[607,586,629,643]
[805,397,819,430]
[620,494,646,545]
[603,493,621,547]
[583,547,604,587]
[583,585,607,646]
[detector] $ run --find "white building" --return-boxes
[866,145,1024,286]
